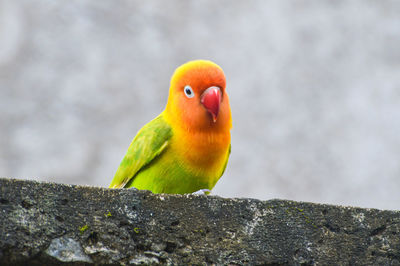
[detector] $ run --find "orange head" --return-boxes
[164,60,232,132]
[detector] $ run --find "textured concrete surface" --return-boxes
[1,1,400,210]
[1,178,400,265]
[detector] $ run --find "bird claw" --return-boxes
[192,189,211,195]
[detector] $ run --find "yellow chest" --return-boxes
[171,128,230,179]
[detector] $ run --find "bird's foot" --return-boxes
[192,189,211,195]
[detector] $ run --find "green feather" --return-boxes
[109,114,172,189]
[110,113,230,194]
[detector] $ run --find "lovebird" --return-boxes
[109,60,232,194]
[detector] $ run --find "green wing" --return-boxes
[109,114,172,188]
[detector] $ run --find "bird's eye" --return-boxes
[184,85,195,98]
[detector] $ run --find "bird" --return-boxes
[109,60,231,194]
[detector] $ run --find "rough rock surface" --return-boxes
[0,178,399,265]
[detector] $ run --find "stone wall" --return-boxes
[0,178,399,265]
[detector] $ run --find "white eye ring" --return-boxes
[184,85,195,98]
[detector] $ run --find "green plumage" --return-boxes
[109,114,222,193]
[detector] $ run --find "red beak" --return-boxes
[201,86,221,123]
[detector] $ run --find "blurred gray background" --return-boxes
[1,0,400,210]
